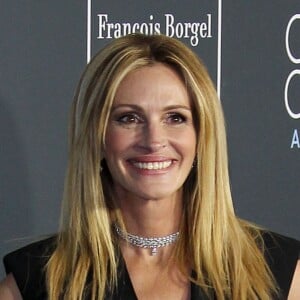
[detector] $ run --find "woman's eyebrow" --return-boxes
[111,104,192,112]
[162,105,192,111]
[111,104,142,112]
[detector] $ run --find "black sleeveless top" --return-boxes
[3,231,300,300]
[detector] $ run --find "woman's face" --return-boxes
[104,63,196,201]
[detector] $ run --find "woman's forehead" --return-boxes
[112,63,190,107]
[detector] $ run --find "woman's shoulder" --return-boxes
[261,230,300,250]
[4,235,56,272]
[261,230,300,266]
[3,235,56,300]
[260,230,300,297]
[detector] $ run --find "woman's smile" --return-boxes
[131,160,172,170]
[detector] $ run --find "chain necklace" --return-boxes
[114,224,180,256]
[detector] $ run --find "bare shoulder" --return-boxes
[288,260,300,300]
[0,274,22,300]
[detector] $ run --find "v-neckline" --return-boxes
[105,254,213,300]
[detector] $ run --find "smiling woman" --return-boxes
[1,33,300,300]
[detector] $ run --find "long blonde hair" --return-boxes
[47,33,277,299]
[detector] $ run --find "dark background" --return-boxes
[1,0,299,278]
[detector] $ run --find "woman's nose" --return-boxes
[139,122,167,152]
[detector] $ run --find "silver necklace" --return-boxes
[114,224,179,256]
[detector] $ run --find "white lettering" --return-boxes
[190,23,200,47]
[165,14,175,37]
[97,14,108,39]
[97,14,161,39]
[140,23,148,34]
[285,14,300,64]
[207,14,212,38]
[106,23,114,38]
[165,14,212,47]
[114,23,122,38]
[96,14,212,46]
[122,23,131,36]
[154,23,160,34]
[290,129,300,148]
[284,69,300,119]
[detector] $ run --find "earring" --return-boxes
[100,159,105,172]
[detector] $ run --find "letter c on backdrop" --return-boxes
[284,69,300,119]
[285,14,300,119]
[285,14,300,64]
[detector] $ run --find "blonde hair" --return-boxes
[47,34,277,299]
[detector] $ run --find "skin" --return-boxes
[0,274,22,300]
[288,260,300,299]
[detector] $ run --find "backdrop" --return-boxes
[1,0,299,278]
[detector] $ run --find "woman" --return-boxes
[1,34,300,299]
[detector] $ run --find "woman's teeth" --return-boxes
[132,161,172,170]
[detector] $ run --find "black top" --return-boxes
[3,231,300,300]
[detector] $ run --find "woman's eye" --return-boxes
[166,113,186,124]
[116,113,142,124]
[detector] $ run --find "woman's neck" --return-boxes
[114,189,184,237]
